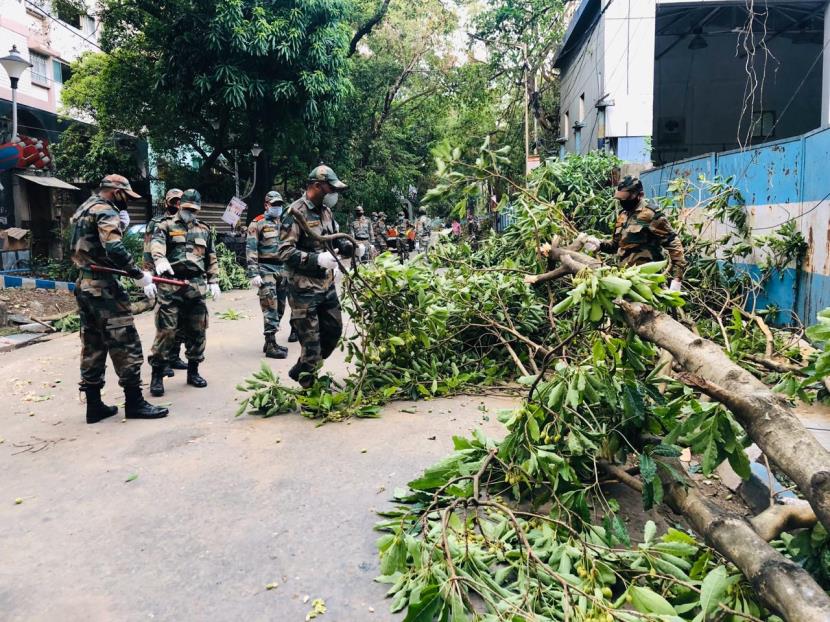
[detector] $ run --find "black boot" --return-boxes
[187,360,208,388]
[83,386,118,424]
[264,336,288,359]
[164,365,175,378]
[150,366,166,397]
[288,328,298,343]
[124,385,168,419]
[170,354,188,370]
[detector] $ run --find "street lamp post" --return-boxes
[241,143,262,200]
[0,45,33,140]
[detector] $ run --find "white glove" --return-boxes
[415,241,421,252]
[315,251,339,271]
[582,235,601,252]
[523,274,538,285]
[144,283,157,299]
[155,257,174,276]
[355,243,366,259]
[208,283,221,301]
[134,271,153,288]
[250,275,263,288]
[538,242,552,257]
[669,278,682,293]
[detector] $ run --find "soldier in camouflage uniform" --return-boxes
[144,188,187,374]
[146,189,221,396]
[414,206,431,253]
[584,176,686,289]
[349,206,374,263]
[247,190,289,359]
[277,165,365,388]
[373,212,387,253]
[69,174,169,423]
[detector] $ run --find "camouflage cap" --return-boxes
[165,188,183,204]
[308,165,347,191]
[180,188,202,210]
[100,174,140,199]
[614,176,643,199]
[265,190,284,205]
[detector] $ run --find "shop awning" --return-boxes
[16,173,80,191]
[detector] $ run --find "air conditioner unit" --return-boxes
[657,117,685,144]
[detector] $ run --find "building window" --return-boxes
[54,0,82,28]
[52,59,72,84]
[30,52,50,86]
[751,111,776,140]
[81,14,95,35]
[579,93,585,123]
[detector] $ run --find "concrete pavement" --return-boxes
[0,289,512,622]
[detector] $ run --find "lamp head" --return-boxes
[0,45,33,82]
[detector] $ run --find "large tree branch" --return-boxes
[599,460,830,621]
[348,0,392,58]
[545,243,830,537]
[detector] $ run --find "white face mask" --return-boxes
[322,192,339,209]
[267,206,283,219]
[179,209,195,223]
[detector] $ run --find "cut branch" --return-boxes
[599,460,830,621]
[545,243,830,536]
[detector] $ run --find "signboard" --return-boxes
[525,154,541,175]
[222,196,247,227]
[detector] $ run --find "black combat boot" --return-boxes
[164,365,175,378]
[150,366,166,397]
[186,360,208,388]
[124,385,168,419]
[264,335,288,359]
[170,346,188,370]
[288,328,298,343]
[82,386,118,424]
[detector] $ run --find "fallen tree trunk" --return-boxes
[600,460,830,621]
[546,245,830,535]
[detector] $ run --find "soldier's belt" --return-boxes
[259,258,284,265]
[79,267,116,280]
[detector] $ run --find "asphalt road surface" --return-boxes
[0,289,513,622]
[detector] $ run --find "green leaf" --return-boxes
[403,584,442,622]
[640,454,657,483]
[124,473,138,483]
[699,565,729,615]
[629,585,677,616]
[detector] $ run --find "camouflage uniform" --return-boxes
[147,211,219,368]
[144,210,185,363]
[247,213,288,337]
[277,194,349,387]
[373,215,387,252]
[350,213,373,263]
[415,214,431,252]
[70,194,145,390]
[599,198,687,279]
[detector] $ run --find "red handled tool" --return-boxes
[90,264,189,287]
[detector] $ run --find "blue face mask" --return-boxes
[267,206,283,219]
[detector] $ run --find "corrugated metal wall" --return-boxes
[641,127,830,326]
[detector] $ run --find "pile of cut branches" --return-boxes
[235,146,830,619]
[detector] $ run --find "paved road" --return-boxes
[0,290,512,622]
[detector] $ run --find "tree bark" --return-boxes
[348,0,392,58]
[599,461,830,621]
[624,303,830,535]
[546,244,830,535]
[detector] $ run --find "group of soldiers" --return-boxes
[69,165,362,423]
[69,164,682,425]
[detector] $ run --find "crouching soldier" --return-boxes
[147,189,221,396]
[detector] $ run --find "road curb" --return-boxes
[0,274,76,292]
